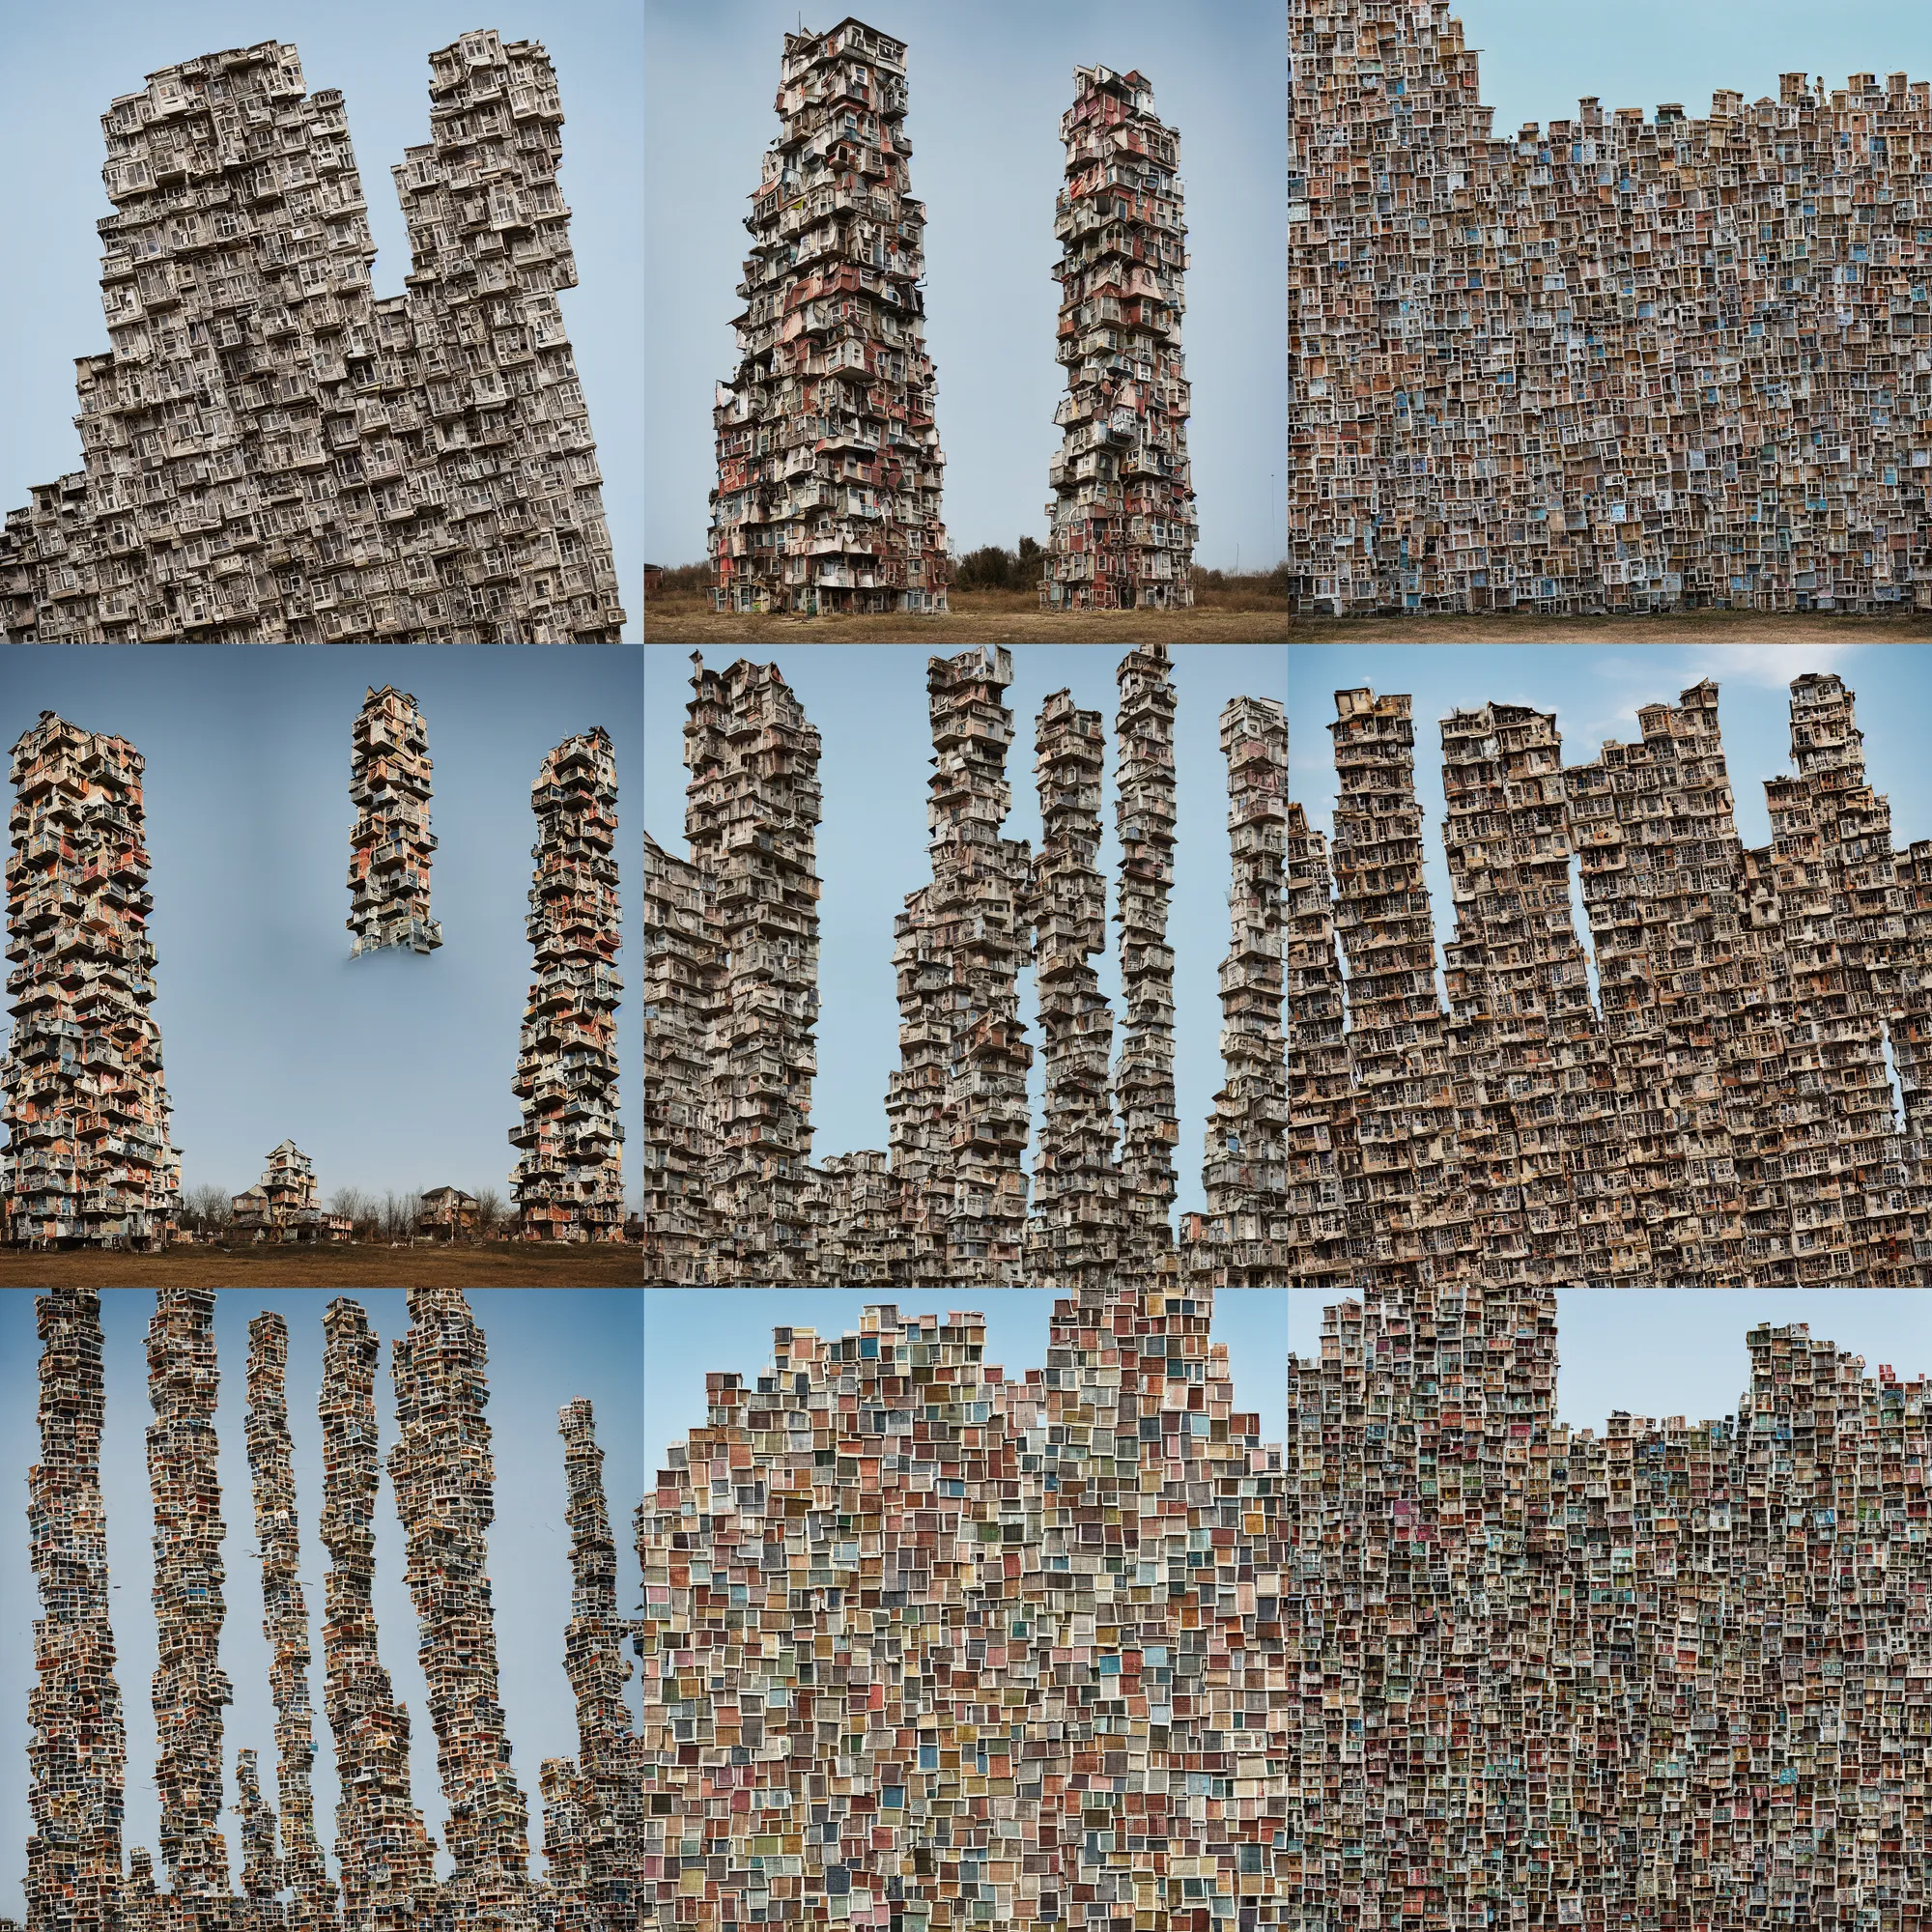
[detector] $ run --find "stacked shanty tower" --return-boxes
[1026,691,1122,1284]
[681,654,823,1279]
[709,16,950,616]
[2,710,179,1248]
[1185,697,1289,1284]
[388,1290,532,1923]
[243,1314,337,1932]
[1321,690,1475,1287]
[347,685,441,957]
[24,1289,127,1932]
[145,1291,235,1903]
[1282,797,1353,1291]
[389,30,625,641]
[1043,66,1196,611]
[231,1140,350,1241]
[1438,702,1643,1284]
[512,727,625,1240]
[641,830,723,1282]
[1113,645,1179,1260]
[0,35,623,642]
[318,1298,440,1931]
[886,647,1035,1280]
[1288,2,1932,615]
[539,1399,641,1932]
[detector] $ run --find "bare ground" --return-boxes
[641,587,1292,642]
[642,588,1932,644]
[0,1241,644,1288]
[1281,610,1932,641]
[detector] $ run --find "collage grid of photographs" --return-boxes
[2,0,1932,1928]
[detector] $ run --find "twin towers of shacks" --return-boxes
[20,1287,640,1932]
[707,16,1198,618]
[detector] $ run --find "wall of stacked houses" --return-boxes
[1289,0,1932,614]
[1286,672,1932,1286]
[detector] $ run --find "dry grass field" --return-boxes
[641,585,1292,642]
[0,1242,644,1288]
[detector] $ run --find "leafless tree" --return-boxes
[183,1182,231,1236]
[382,1191,413,1244]
[329,1186,368,1238]
[473,1186,505,1239]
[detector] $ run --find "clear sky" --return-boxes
[1,646,642,1212]
[645,1286,1288,1485]
[1287,1287,1932,1437]
[642,0,1287,575]
[0,0,644,635]
[0,1286,644,1918]
[644,641,1288,1233]
[1288,641,1932,1012]
[1453,0,1932,136]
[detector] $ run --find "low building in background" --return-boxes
[415,1184,478,1239]
[1043,67,1196,611]
[347,685,442,958]
[1,710,179,1249]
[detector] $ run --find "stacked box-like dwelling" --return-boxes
[1184,698,1289,1285]
[2,711,179,1248]
[512,727,625,1240]
[230,1140,351,1241]
[347,685,441,957]
[0,33,624,641]
[1043,66,1196,611]
[709,16,950,615]
[680,656,823,1279]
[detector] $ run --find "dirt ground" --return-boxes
[642,588,1932,644]
[1282,611,1932,641]
[0,1241,644,1288]
[642,586,1292,642]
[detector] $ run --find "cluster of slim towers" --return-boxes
[18,1287,640,1932]
[642,645,1288,1287]
[1288,0,1932,614]
[0,704,626,1246]
[708,17,1195,615]
[1288,671,1932,1286]
[0,33,624,644]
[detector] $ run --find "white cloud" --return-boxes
[1684,640,1864,690]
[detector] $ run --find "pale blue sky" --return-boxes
[644,642,1288,1233]
[1,646,641,1209]
[1288,641,1932,1012]
[0,1287,643,1919]
[642,0,1287,574]
[645,1286,1288,1484]
[0,0,643,633]
[1455,0,1932,136]
[1288,1288,1932,1436]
